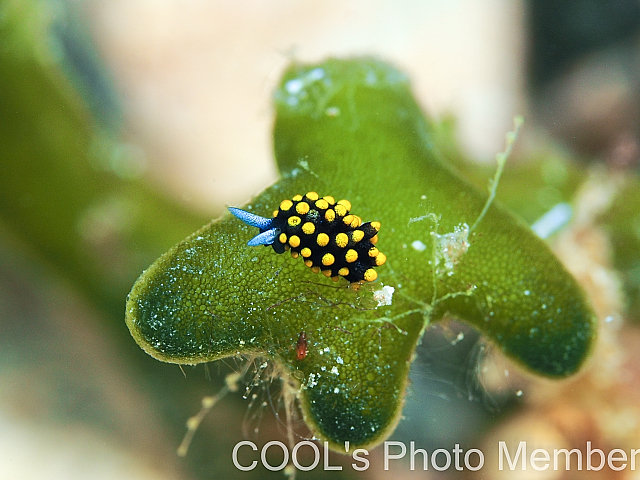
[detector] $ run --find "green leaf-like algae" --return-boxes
[126,58,597,450]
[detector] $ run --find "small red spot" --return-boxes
[296,331,307,360]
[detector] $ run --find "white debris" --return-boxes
[434,223,470,275]
[411,240,427,251]
[373,285,395,307]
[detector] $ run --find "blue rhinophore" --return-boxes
[228,207,273,230]
[228,207,277,246]
[246,228,278,246]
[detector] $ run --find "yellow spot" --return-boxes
[288,216,301,227]
[322,269,332,277]
[335,204,347,217]
[311,266,320,274]
[289,235,300,248]
[291,251,299,259]
[343,214,354,225]
[323,196,335,204]
[296,202,310,215]
[273,210,279,218]
[284,244,290,251]
[305,191,319,201]
[364,269,377,282]
[301,247,312,258]
[279,233,287,243]
[280,199,293,211]
[370,234,378,244]
[351,216,362,228]
[315,199,329,210]
[335,233,348,248]
[322,253,335,266]
[337,199,351,211]
[331,276,339,282]
[292,194,303,201]
[375,252,387,266]
[316,233,329,247]
[302,222,315,235]
[304,259,313,268]
[338,267,349,276]
[345,249,358,263]
[351,230,364,243]
[370,221,381,232]
[325,209,336,222]
[368,247,379,257]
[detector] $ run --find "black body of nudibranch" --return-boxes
[228,192,386,284]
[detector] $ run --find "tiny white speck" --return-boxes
[524,290,530,296]
[307,67,325,81]
[285,79,304,95]
[336,356,343,364]
[411,240,427,252]
[334,387,340,393]
[325,106,340,117]
[451,332,464,345]
[605,316,614,323]
[516,390,523,397]
[331,366,339,375]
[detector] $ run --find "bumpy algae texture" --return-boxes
[126,58,597,449]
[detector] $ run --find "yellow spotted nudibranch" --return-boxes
[228,192,386,284]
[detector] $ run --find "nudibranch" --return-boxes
[229,191,386,284]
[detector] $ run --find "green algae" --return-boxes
[126,58,597,449]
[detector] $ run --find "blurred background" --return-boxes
[2,0,640,478]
